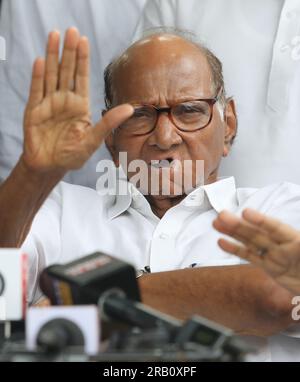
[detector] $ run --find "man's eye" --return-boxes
[181,104,207,114]
[133,108,153,118]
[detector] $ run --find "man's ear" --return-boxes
[102,109,120,167]
[223,98,237,157]
[105,133,120,167]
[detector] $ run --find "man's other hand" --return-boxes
[213,209,300,295]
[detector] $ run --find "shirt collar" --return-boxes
[107,175,238,220]
[201,176,238,213]
[106,177,133,220]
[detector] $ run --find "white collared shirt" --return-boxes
[22,177,300,361]
[134,0,300,188]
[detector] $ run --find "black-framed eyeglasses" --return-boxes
[117,88,223,136]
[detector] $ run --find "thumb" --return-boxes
[92,104,134,145]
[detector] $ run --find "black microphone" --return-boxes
[37,318,84,354]
[40,252,140,306]
[98,288,181,332]
[39,252,180,332]
[39,252,254,359]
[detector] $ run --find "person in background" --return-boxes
[134,0,300,188]
[0,0,146,187]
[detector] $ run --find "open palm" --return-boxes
[22,28,132,173]
[213,209,300,294]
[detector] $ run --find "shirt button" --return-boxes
[185,192,204,206]
[286,10,296,19]
[159,233,169,240]
[280,44,290,53]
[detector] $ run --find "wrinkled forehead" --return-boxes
[112,35,213,104]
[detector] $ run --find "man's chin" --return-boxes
[128,168,200,197]
[139,182,187,198]
[148,192,186,200]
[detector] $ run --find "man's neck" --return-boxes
[144,172,219,218]
[146,194,186,218]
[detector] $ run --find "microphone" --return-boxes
[36,318,84,353]
[26,305,100,356]
[39,253,254,359]
[40,252,140,305]
[40,252,180,332]
[0,249,27,321]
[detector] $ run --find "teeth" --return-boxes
[151,159,171,168]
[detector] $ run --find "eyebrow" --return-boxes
[129,94,214,106]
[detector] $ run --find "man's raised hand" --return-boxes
[22,28,133,175]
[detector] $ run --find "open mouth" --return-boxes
[150,158,176,169]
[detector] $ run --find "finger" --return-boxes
[27,58,45,109]
[75,36,90,97]
[45,30,60,95]
[217,238,291,279]
[218,238,264,266]
[92,104,134,145]
[59,27,80,91]
[242,208,300,243]
[213,211,276,250]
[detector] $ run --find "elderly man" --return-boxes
[134,0,300,189]
[1,28,300,361]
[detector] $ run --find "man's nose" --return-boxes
[147,113,183,150]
